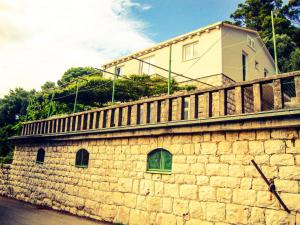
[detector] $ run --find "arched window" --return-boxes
[75,149,89,168]
[147,148,172,172]
[36,148,45,164]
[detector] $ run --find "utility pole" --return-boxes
[168,44,172,95]
[47,92,55,117]
[271,10,279,74]
[73,79,79,113]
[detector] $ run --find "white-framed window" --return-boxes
[115,66,123,76]
[247,35,255,50]
[183,41,199,61]
[140,56,155,75]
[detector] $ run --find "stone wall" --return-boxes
[2,124,300,225]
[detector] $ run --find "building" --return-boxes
[102,21,276,88]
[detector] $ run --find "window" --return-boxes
[255,61,259,70]
[183,97,190,120]
[242,53,247,81]
[140,56,155,75]
[183,42,199,61]
[247,35,255,50]
[36,148,45,164]
[75,149,89,168]
[264,69,268,77]
[115,66,123,76]
[147,148,172,173]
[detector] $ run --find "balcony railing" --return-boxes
[20,71,300,136]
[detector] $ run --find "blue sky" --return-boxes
[0,0,244,97]
[132,0,243,42]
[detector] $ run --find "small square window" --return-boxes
[183,42,199,61]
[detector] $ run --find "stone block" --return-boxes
[228,165,244,177]
[164,183,179,198]
[281,193,300,212]
[206,202,225,222]
[249,141,264,154]
[196,176,209,186]
[140,179,154,196]
[233,141,249,154]
[201,143,217,155]
[239,131,256,140]
[216,188,232,203]
[271,128,298,139]
[226,204,250,224]
[256,130,270,140]
[265,140,286,154]
[186,219,213,225]
[179,184,198,200]
[162,197,172,213]
[232,189,256,206]
[173,199,188,216]
[124,193,137,208]
[146,196,161,212]
[189,200,204,219]
[156,213,177,225]
[279,166,300,180]
[173,163,190,174]
[198,186,216,201]
[270,154,294,166]
[210,176,240,188]
[115,206,130,225]
[206,164,228,176]
[265,209,295,225]
[129,209,150,225]
[118,178,133,193]
[217,141,232,154]
[190,163,205,175]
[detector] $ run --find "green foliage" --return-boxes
[230,0,300,72]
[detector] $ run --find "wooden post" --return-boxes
[165,98,172,121]
[273,79,283,109]
[253,83,262,112]
[86,113,91,130]
[122,107,128,126]
[114,108,120,127]
[55,119,59,133]
[235,86,243,114]
[51,120,55,133]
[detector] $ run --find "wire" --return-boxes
[132,57,214,87]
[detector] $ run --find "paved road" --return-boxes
[0,196,111,225]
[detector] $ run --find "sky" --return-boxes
[0,0,243,97]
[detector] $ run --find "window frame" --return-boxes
[75,149,89,168]
[140,55,155,75]
[36,148,45,165]
[147,148,172,174]
[182,41,199,61]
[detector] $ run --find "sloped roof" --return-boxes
[102,21,274,68]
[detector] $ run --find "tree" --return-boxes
[58,67,102,85]
[230,0,300,72]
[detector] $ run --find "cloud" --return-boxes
[0,0,154,97]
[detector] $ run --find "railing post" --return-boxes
[294,76,300,103]
[235,86,243,114]
[75,116,79,131]
[131,105,137,126]
[99,111,104,128]
[142,103,148,124]
[51,120,55,133]
[203,92,212,117]
[177,97,183,120]
[152,101,158,123]
[122,107,128,126]
[21,125,25,136]
[165,98,172,121]
[47,121,51,134]
[273,79,283,109]
[115,108,120,127]
[64,118,68,132]
[253,83,262,112]
[55,119,59,133]
[86,113,91,130]
[219,90,226,116]
[189,95,196,120]
[92,112,97,129]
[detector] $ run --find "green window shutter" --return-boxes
[161,150,172,171]
[147,148,172,172]
[148,150,161,170]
